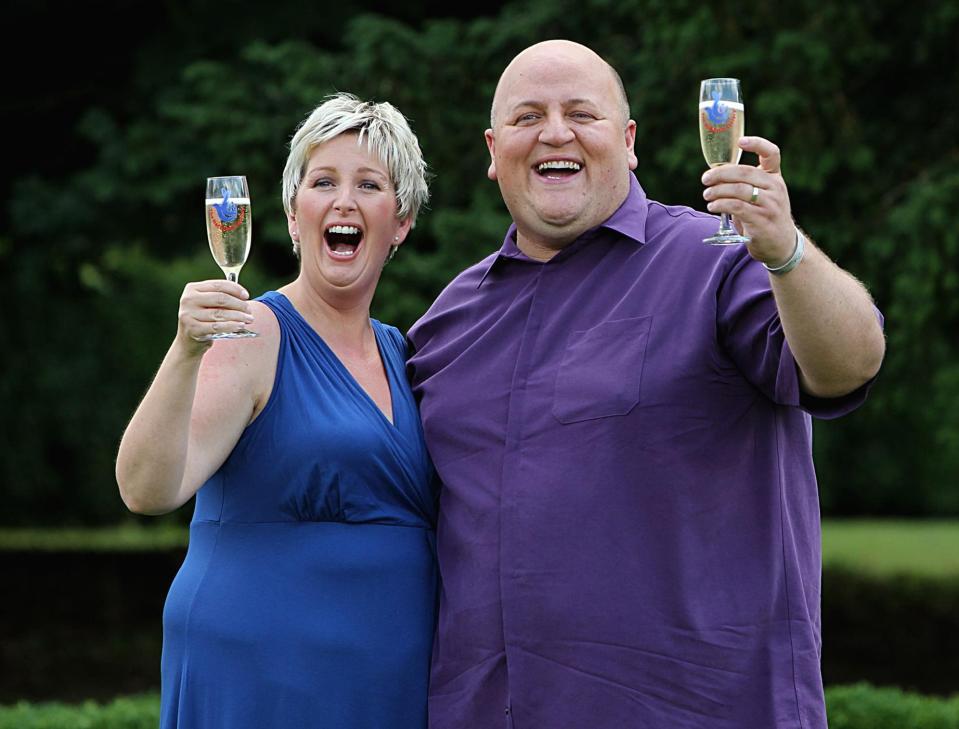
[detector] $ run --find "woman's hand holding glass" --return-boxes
[177,280,256,352]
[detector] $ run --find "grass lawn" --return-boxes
[1,520,958,577]
[822,519,959,577]
[0,523,188,551]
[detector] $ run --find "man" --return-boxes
[408,40,884,729]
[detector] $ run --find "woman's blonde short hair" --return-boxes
[282,93,429,253]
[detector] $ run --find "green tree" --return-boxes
[3,0,956,523]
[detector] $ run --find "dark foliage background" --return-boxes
[3,0,957,524]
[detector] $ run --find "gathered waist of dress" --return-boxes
[182,519,437,573]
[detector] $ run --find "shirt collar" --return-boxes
[477,173,650,288]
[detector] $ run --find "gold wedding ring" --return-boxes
[750,186,760,204]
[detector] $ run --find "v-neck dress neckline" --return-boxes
[273,291,399,430]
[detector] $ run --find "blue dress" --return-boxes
[160,291,437,728]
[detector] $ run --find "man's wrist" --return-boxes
[763,228,805,276]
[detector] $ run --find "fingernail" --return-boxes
[707,202,717,212]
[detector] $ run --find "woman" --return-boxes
[116,93,435,728]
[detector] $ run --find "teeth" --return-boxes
[538,160,581,172]
[327,225,361,234]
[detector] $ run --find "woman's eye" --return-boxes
[360,181,381,191]
[313,179,333,188]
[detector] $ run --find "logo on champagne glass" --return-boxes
[702,90,737,133]
[209,186,246,232]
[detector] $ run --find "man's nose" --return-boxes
[538,113,575,145]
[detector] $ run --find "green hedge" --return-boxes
[0,694,158,729]
[827,684,959,729]
[0,550,181,704]
[821,567,959,695]
[2,686,957,728]
[3,550,958,703]
[0,524,188,552]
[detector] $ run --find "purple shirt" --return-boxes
[408,175,873,729]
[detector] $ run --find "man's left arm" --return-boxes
[703,136,885,399]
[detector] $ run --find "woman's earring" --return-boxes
[385,236,399,263]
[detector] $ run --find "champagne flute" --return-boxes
[202,175,257,339]
[699,78,749,245]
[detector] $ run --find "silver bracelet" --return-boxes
[763,228,805,276]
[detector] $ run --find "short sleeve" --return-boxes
[716,248,882,419]
[786,331,882,419]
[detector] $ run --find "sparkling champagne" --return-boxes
[699,100,744,168]
[205,197,252,281]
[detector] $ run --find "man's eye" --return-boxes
[516,113,540,123]
[570,111,595,120]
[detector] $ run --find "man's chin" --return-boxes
[533,202,582,225]
[538,212,590,239]
[515,202,570,225]
[517,218,589,253]
[507,201,597,246]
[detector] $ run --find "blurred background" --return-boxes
[2,0,957,726]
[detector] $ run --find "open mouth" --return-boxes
[324,224,363,258]
[535,160,583,180]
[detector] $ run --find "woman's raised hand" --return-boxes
[176,280,256,353]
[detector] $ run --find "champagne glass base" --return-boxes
[703,232,751,246]
[196,329,258,341]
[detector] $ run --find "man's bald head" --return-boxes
[481,38,638,259]
[489,40,630,130]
